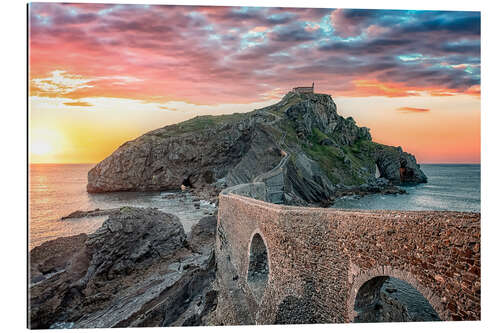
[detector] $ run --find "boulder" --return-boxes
[29,207,218,329]
[188,213,217,254]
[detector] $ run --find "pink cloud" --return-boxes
[29,4,480,104]
[365,24,389,37]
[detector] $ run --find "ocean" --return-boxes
[332,164,480,212]
[28,164,216,250]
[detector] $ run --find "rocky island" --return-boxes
[87,92,426,205]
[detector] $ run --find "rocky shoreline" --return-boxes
[315,177,407,208]
[161,174,408,208]
[29,207,219,329]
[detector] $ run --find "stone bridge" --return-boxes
[215,185,481,324]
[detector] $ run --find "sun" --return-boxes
[31,140,53,155]
[30,127,65,160]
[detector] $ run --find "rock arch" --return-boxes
[247,231,270,302]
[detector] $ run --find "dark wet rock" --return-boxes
[355,292,412,323]
[29,233,89,286]
[49,322,75,329]
[80,207,186,285]
[29,207,218,329]
[382,187,407,195]
[61,208,122,220]
[188,213,217,254]
[373,145,427,184]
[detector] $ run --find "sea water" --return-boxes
[29,164,215,250]
[332,164,480,212]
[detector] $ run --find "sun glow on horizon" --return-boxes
[31,140,53,156]
[28,95,282,164]
[29,127,66,163]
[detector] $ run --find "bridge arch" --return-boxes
[347,267,446,322]
[216,193,480,324]
[246,229,270,303]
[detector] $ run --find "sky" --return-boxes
[29,3,480,164]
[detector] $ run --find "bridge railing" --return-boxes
[222,112,290,204]
[220,182,267,201]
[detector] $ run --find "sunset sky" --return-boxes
[29,3,480,164]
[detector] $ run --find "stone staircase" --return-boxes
[252,125,289,204]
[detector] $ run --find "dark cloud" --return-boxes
[439,40,480,54]
[271,24,324,42]
[52,12,98,25]
[400,14,480,35]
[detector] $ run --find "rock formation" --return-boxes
[29,207,217,329]
[87,92,426,204]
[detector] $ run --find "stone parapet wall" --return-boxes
[220,182,267,201]
[216,193,481,324]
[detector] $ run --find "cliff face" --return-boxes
[87,112,282,193]
[87,92,426,203]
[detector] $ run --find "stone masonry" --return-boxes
[215,191,481,324]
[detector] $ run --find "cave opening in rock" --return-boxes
[247,232,269,301]
[354,276,440,323]
[182,176,193,188]
[375,163,381,178]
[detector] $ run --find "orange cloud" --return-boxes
[335,79,481,99]
[465,85,481,97]
[63,101,93,107]
[346,79,420,97]
[158,106,179,111]
[397,107,430,113]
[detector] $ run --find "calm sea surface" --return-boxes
[332,164,480,212]
[29,164,215,250]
